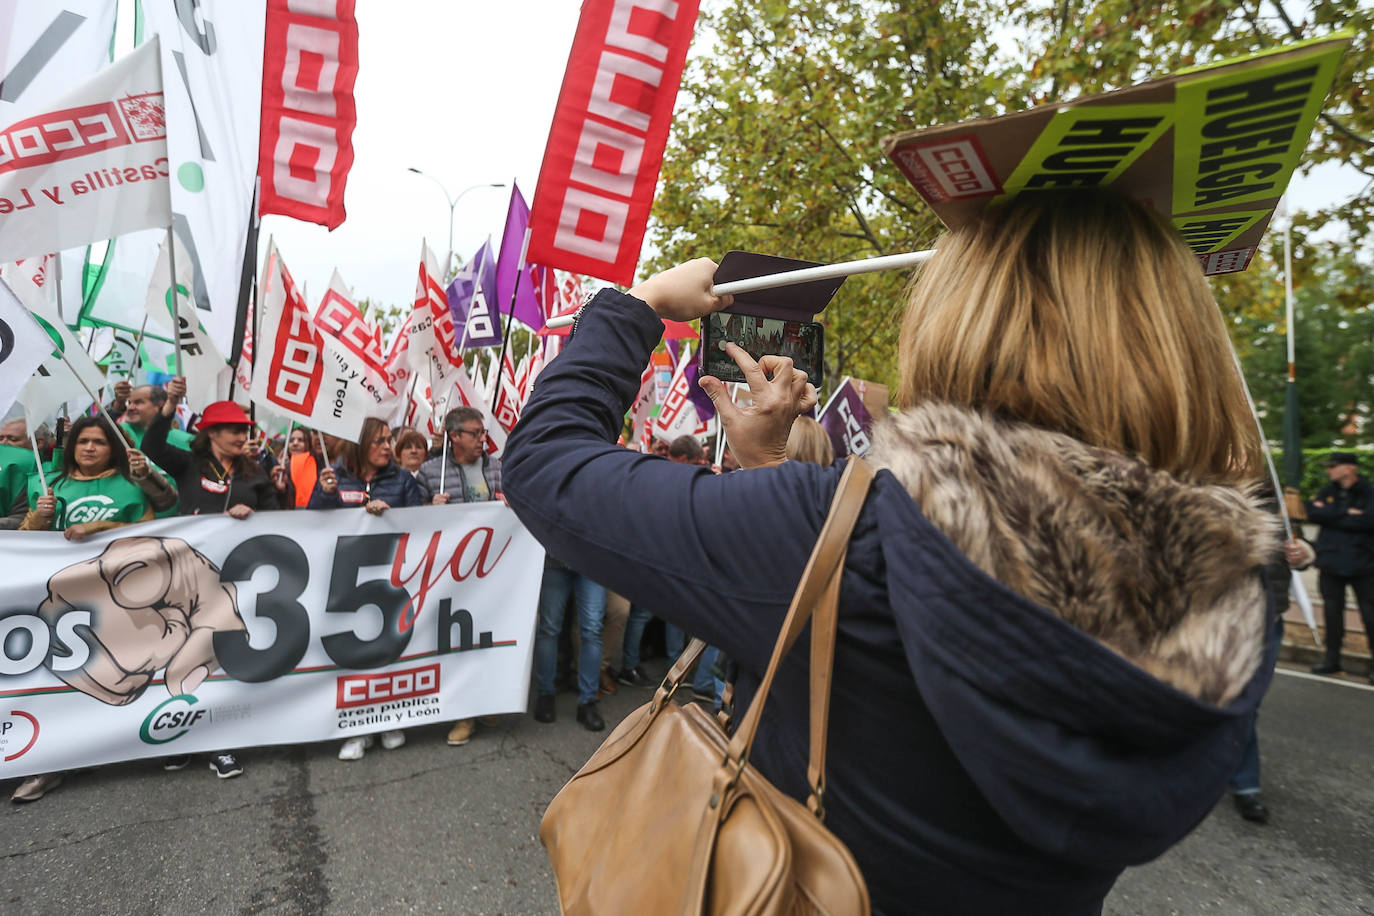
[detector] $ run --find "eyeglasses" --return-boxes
[456,427,487,439]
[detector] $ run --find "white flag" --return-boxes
[142,3,267,354]
[0,38,171,263]
[250,241,371,442]
[0,278,54,418]
[2,256,105,423]
[312,269,396,416]
[431,364,508,458]
[143,232,228,410]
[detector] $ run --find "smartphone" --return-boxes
[701,311,824,383]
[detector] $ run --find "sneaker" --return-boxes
[617,665,655,688]
[209,753,243,779]
[162,755,192,771]
[446,718,475,746]
[339,736,374,760]
[1309,660,1343,675]
[478,715,501,727]
[1233,792,1270,824]
[11,772,62,803]
[380,730,405,750]
[576,701,605,732]
[533,693,556,724]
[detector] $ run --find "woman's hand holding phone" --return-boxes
[699,344,816,469]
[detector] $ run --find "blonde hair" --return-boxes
[787,416,835,466]
[897,190,1261,484]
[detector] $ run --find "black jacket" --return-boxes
[503,289,1281,916]
[142,412,280,515]
[308,459,423,510]
[1306,477,1374,577]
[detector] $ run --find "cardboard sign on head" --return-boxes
[881,33,1353,276]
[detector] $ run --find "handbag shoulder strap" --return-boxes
[722,455,875,784]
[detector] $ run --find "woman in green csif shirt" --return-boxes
[20,416,176,540]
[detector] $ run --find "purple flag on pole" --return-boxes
[495,183,544,330]
[685,360,715,421]
[446,242,483,331]
[459,241,502,348]
[817,379,873,458]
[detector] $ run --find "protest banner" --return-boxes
[0,502,543,779]
[250,241,375,441]
[143,1,267,354]
[526,0,701,284]
[882,33,1352,276]
[817,377,875,459]
[258,0,359,230]
[0,37,170,263]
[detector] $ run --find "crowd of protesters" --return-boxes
[0,376,736,803]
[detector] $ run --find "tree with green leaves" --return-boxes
[648,0,1372,396]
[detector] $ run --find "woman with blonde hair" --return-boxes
[785,415,834,466]
[503,190,1279,915]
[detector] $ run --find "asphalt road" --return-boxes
[2,666,1371,916]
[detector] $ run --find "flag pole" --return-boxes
[492,227,530,404]
[128,314,151,385]
[439,430,449,496]
[543,249,938,329]
[28,431,48,492]
[166,226,184,378]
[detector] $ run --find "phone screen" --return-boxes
[701,312,824,383]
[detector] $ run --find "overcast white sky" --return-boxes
[261,1,584,309]
[258,1,1356,310]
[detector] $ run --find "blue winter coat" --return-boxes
[308,459,423,510]
[503,289,1280,916]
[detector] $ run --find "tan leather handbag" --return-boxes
[541,456,874,915]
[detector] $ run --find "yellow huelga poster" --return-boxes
[882,33,1352,275]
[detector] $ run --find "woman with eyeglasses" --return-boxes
[140,376,279,781]
[309,415,424,760]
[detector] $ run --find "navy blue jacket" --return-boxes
[308,459,423,510]
[1305,477,1374,577]
[503,289,1276,916]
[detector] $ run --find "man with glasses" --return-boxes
[417,407,504,747]
[417,406,500,506]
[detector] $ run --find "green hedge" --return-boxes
[1270,449,1374,498]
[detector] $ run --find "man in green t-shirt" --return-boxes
[1,418,42,530]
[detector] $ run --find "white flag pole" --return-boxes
[439,430,449,495]
[28,431,47,492]
[166,225,183,377]
[543,249,937,329]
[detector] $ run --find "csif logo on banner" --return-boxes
[139,694,209,745]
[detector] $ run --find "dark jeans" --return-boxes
[1317,571,1374,663]
[1228,713,1261,794]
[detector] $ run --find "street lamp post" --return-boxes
[406,168,505,276]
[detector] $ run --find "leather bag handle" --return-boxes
[722,456,874,790]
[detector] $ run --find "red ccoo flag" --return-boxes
[526,0,701,286]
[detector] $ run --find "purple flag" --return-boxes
[685,360,715,421]
[456,241,502,348]
[495,183,544,330]
[817,379,873,458]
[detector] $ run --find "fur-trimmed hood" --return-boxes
[869,401,1280,707]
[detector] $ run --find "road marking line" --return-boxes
[1276,666,1374,692]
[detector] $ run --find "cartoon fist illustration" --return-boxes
[38,537,245,706]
